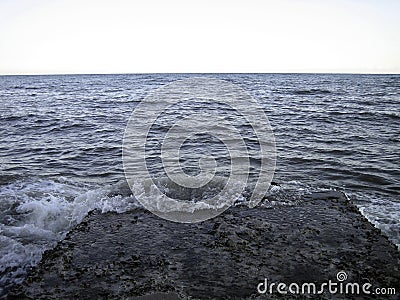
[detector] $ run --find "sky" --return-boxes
[0,0,399,74]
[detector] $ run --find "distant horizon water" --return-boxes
[1,72,400,76]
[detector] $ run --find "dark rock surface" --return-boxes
[8,191,400,299]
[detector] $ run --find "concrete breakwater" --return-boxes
[8,191,400,299]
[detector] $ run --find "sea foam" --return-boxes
[0,178,137,295]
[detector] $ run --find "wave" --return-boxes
[0,178,138,295]
[351,191,400,250]
[326,110,400,120]
[292,89,332,95]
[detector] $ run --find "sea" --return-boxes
[0,73,399,296]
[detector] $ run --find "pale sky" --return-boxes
[0,0,399,74]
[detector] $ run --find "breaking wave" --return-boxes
[0,177,137,295]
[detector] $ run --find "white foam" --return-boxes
[351,192,400,249]
[0,178,139,292]
[131,176,244,214]
[260,180,317,208]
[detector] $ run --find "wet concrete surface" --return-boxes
[8,191,400,299]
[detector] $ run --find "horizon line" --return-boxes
[1,71,399,76]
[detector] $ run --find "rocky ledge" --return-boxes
[8,191,400,299]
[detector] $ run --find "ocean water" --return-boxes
[0,74,399,295]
